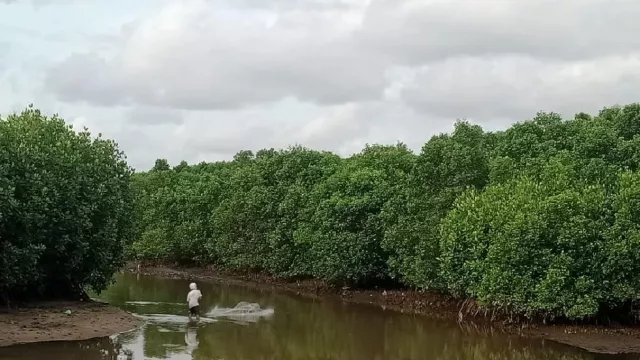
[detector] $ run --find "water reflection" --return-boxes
[185,324,198,354]
[0,272,634,360]
[0,336,124,360]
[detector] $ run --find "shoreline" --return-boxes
[135,264,640,355]
[0,300,142,348]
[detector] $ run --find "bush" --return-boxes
[0,106,133,303]
[440,154,640,320]
[381,121,489,290]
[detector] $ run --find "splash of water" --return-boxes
[206,301,274,323]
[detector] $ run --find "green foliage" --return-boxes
[129,103,640,320]
[440,170,611,318]
[302,144,415,284]
[0,106,133,302]
[381,121,489,289]
[130,164,226,263]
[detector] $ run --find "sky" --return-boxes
[1,0,639,170]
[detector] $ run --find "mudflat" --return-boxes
[0,301,142,347]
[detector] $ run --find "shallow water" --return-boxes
[0,272,633,360]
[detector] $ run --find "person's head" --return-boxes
[189,282,197,290]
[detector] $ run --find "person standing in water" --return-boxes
[187,282,202,321]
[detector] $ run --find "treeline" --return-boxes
[130,103,640,321]
[3,103,640,320]
[0,107,134,304]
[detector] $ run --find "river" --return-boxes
[0,272,632,359]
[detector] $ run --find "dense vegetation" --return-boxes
[4,103,640,321]
[130,103,640,321]
[0,106,134,304]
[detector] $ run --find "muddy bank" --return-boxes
[0,301,142,347]
[133,264,640,355]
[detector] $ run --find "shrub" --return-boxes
[0,106,133,303]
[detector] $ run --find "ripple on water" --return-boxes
[125,301,183,306]
[133,313,218,324]
[128,301,274,327]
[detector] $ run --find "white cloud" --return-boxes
[356,0,640,63]
[400,54,640,122]
[46,0,385,110]
[0,0,639,169]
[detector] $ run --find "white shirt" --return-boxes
[187,289,202,308]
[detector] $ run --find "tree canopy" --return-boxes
[0,106,134,304]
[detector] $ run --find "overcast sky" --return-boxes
[1,0,639,170]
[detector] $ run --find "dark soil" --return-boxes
[132,263,640,355]
[0,301,142,347]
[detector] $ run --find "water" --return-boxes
[0,272,633,359]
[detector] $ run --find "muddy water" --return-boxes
[0,272,632,360]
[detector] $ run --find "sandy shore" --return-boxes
[0,301,142,347]
[134,264,640,355]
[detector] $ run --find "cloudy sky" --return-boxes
[1,0,639,170]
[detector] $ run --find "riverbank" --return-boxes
[134,263,640,355]
[0,301,142,347]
